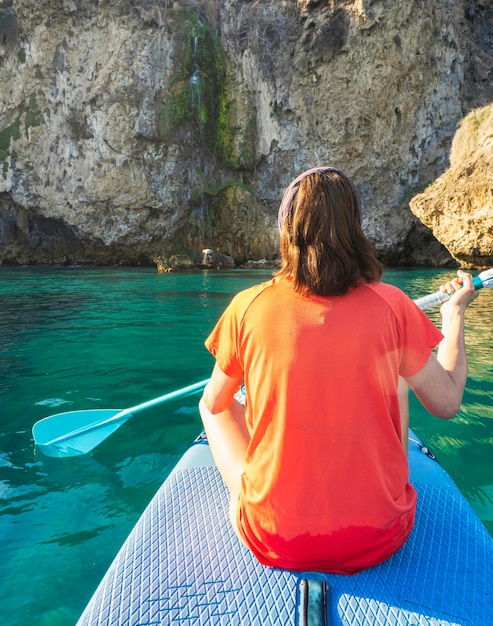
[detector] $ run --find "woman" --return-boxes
[199,166,477,574]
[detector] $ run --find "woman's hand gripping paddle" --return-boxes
[32,379,210,458]
[413,267,493,310]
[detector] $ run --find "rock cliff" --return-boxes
[0,0,492,266]
[410,103,493,268]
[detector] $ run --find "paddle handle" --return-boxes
[414,271,490,311]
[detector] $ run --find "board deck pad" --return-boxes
[77,459,493,625]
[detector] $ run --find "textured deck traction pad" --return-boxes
[78,467,493,625]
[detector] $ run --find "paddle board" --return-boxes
[76,429,492,625]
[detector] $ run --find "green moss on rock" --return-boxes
[0,118,21,162]
[24,93,44,132]
[0,93,44,164]
[158,11,256,169]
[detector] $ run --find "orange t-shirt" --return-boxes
[205,277,443,574]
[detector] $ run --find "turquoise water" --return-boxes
[0,266,491,625]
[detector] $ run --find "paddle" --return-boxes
[33,268,492,459]
[413,267,493,310]
[33,379,210,458]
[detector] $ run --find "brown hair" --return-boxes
[276,169,383,296]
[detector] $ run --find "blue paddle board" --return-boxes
[76,429,492,625]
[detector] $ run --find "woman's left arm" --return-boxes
[199,363,248,497]
[201,362,243,414]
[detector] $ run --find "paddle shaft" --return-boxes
[112,379,210,419]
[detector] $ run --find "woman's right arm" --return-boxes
[405,270,478,419]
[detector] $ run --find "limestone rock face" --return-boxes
[410,104,493,268]
[0,0,492,266]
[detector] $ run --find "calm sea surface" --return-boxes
[0,266,491,625]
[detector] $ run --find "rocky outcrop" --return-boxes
[153,248,235,270]
[0,0,492,266]
[200,248,235,269]
[410,104,493,268]
[154,254,195,271]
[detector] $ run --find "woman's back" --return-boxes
[208,277,441,572]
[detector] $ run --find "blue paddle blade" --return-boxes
[33,409,129,457]
[32,379,210,458]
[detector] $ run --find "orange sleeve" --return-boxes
[205,282,273,377]
[399,307,443,377]
[204,293,245,378]
[365,282,443,377]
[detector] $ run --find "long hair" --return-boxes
[276,168,383,296]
